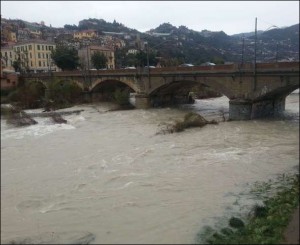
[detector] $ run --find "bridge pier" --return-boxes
[251,96,286,118]
[229,96,286,120]
[229,100,252,120]
[45,89,51,101]
[135,93,151,109]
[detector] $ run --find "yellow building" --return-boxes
[78,45,115,69]
[73,29,98,40]
[1,46,16,72]
[12,41,59,73]
[9,32,17,42]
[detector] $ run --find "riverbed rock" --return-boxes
[2,105,38,127]
[156,112,218,134]
[184,112,218,128]
[49,112,67,124]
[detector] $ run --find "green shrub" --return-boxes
[113,88,130,106]
[229,217,245,229]
[47,79,83,109]
[6,80,45,109]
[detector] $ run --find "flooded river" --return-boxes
[1,92,299,244]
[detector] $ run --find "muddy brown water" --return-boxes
[1,93,299,244]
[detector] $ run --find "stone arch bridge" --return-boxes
[23,62,299,120]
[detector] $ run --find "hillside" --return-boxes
[142,22,299,64]
[1,17,299,65]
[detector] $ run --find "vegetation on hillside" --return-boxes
[60,18,299,65]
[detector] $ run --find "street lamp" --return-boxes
[275,42,279,62]
[144,39,172,89]
[144,41,150,88]
[241,35,245,65]
[254,17,258,91]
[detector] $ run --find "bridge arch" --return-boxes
[149,76,235,98]
[90,78,139,93]
[90,78,137,102]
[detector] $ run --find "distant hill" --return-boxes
[2,16,298,64]
[72,19,298,64]
[143,22,299,64]
[231,31,264,38]
[64,18,139,34]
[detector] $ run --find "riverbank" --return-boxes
[197,172,299,244]
[283,206,299,244]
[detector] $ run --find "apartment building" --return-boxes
[78,45,115,69]
[12,40,59,73]
[1,46,16,72]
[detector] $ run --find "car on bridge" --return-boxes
[124,66,136,69]
[201,62,216,66]
[179,63,194,67]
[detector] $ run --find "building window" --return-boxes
[38,53,41,58]
[31,61,33,66]
[37,45,40,50]
[42,45,44,50]
[46,46,48,50]
[39,61,41,67]
[29,45,32,50]
[43,61,45,66]
[25,46,27,51]
[9,52,12,58]
[21,47,23,51]
[42,53,45,58]
[30,53,32,58]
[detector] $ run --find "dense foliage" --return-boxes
[113,88,130,106]
[77,18,139,33]
[47,79,83,108]
[51,45,80,71]
[91,51,108,69]
[7,80,46,109]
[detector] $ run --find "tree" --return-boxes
[136,51,147,67]
[51,45,79,71]
[12,60,21,72]
[91,51,108,70]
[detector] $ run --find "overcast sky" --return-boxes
[1,1,299,35]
